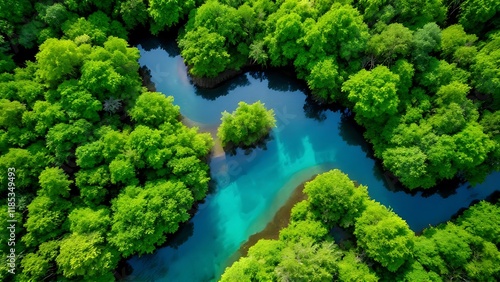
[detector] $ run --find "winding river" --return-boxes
[125,37,500,282]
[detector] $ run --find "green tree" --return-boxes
[38,167,72,198]
[458,201,500,244]
[117,0,148,29]
[441,24,477,59]
[56,232,119,280]
[367,23,413,65]
[148,0,197,35]
[306,57,343,102]
[472,34,500,108]
[303,169,368,227]
[129,92,180,127]
[354,201,415,272]
[35,39,82,85]
[23,195,71,247]
[217,101,276,147]
[179,27,231,77]
[337,251,379,282]
[108,180,193,256]
[342,65,400,124]
[459,0,500,33]
[411,22,441,71]
[68,207,111,236]
[382,146,434,189]
[303,4,369,63]
[275,238,338,282]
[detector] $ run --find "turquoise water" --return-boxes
[126,38,500,282]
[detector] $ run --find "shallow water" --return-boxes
[126,38,500,282]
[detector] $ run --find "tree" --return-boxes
[472,34,500,108]
[38,167,72,198]
[303,4,369,63]
[411,23,441,71]
[45,119,93,164]
[382,146,434,189]
[459,0,500,33]
[129,92,180,127]
[367,23,413,65]
[279,220,329,243]
[337,251,379,282]
[75,166,110,206]
[275,238,338,282]
[440,25,477,59]
[35,39,82,85]
[148,0,196,35]
[220,239,284,282]
[0,149,37,192]
[306,57,343,102]
[118,0,148,30]
[23,195,71,247]
[20,241,59,282]
[458,201,500,244]
[452,123,495,170]
[217,101,276,147]
[303,169,368,227]
[108,180,193,256]
[0,99,25,128]
[354,201,415,272]
[56,232,119,280]
[342,65,400,124]
[179,27,231,77]
[22,101,66,136]
[68,207,111,235]
[265,12,306,67]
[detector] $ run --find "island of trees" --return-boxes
[217,101,276,148]
[0,0,499,281]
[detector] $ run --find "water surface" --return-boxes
[126,38,500,282]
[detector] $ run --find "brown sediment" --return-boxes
[238,175,315,257]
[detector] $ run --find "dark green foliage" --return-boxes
[217,101,276,147]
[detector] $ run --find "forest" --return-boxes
[0,0,499,281]
[221,170,500,281]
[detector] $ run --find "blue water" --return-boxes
[126,38,500,282]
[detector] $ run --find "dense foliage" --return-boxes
[0,22,212,282]
[1,0,500,281]
[221,170,500,281]
[178,0,500,189]
[217,101,276,147]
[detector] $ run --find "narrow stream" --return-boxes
[125,38,500,282]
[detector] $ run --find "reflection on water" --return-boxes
[125,37,500,282]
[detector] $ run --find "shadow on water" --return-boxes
[386,176,466,199]
[131,29,181,57]
[165,221,195,249]
[194,74,251,101]
[257,69,308,93]
[223,133,273,157]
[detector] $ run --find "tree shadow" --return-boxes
[164,221,195,249]
[223,133,274,157]
[194,74,251,101]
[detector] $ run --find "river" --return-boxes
[125,37,500,282]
